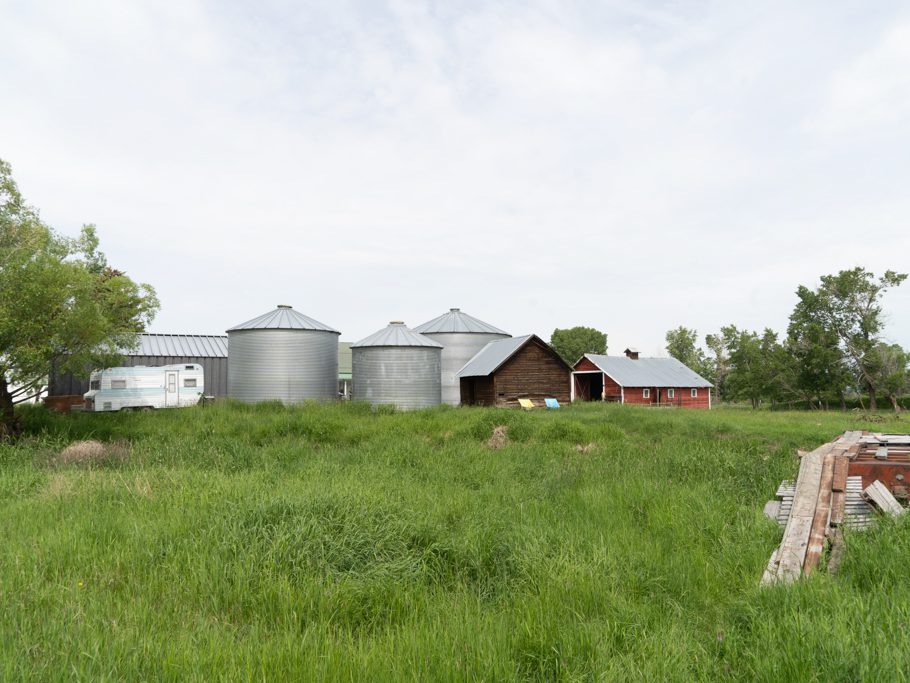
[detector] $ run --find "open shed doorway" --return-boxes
[574,373,604,401]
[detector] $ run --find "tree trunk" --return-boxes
[838,391,846,412]
[0,377,21,441]
[869,385,878,412]
[889,394,902,413]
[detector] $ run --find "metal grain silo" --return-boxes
[227,305,340,403]
[413,308,510,405]
[351,321,442,410]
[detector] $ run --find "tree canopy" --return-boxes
[667,267,907,411]
[549,326,607,365]
[0,158,159,437]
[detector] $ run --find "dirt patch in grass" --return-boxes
[55,440,130,467]
[487,426,509,449]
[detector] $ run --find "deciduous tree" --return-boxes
[791,268,907,410]
[549,326,607,365]
[0,159,159,438]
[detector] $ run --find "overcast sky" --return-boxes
[2,0,909,354]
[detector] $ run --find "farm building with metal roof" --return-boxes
[573,349,713,408]
[457,334,571,407]
[48,333,230,399]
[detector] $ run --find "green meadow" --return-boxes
[1,402,909,681]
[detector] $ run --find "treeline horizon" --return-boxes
[663,268,907,411]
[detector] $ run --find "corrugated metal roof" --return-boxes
[413,308,509,335]
[457,334,534,377]
[582,354,713,388]
[226,305,340,333]
[121,334,229,358]
[351,322,443,348]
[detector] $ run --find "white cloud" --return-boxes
[1,1,909,347]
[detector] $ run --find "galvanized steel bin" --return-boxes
[413,308,510,406]
[351,321,442,410]
[227,305,340,403]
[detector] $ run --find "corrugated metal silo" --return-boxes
[413,308,510,405]
[351,321,442,410]
[227,305,340,403]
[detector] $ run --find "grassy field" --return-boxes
[1,402,909,681]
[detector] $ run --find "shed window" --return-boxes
[667,388,675,399]
[642,388,650,399]
[691,388,698,398]
[184,378,197,388]
[111,379,126,389]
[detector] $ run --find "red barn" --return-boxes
[572,348,712,408]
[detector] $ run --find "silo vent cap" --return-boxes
[389,320,405,325]
[277,304,292,309]
[450,308,460,312]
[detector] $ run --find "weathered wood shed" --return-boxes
[457,334,571,407]
[572,349,712,408]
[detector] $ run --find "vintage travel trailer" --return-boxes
[83,364,205,412]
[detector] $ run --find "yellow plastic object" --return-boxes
[518,399,535,410]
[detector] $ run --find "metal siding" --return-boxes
[228,328,339,403]
[352,346,441,410]
[422,331,510,406]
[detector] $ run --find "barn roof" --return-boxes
[227,305,340,333]
[580,354,713,388]
[413,308,509,335]
[351,322,443,348]
[123,334,228,358]
[457,334,569,378]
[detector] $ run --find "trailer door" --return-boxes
[166,372,178,407]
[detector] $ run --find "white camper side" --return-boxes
[83,364,204,412]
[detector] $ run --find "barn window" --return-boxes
[667,388,675,399]
[691,388,698,398]
[111,379,126,389]
[184,378,197,388]
[643,388,650,399]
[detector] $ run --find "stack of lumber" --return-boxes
[762,431,863,585]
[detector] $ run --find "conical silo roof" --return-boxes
[227,305,340,334]
[351,321,443,348]
[413,308,508,335]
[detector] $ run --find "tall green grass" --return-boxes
[1,402,907,680]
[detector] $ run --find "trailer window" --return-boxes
[111,379,126,389]
[184,378,197,388]
[90,380,100,390]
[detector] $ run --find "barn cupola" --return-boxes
[624,348,640,360]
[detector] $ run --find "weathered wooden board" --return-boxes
[864,480,906,517]
[830,491,846,526]
[803,453,835,575]
[832,455,849,492]
[775,442,832,582]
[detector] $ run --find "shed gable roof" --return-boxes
[580,354,713,388]
[457,334,569,378]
